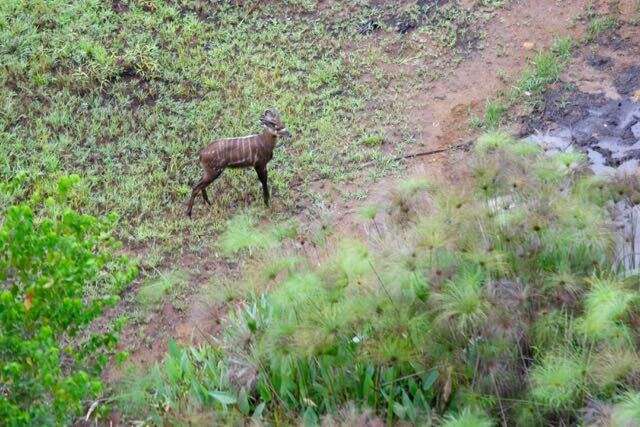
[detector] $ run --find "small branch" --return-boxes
[368,260,401,318]
[85,397,112,421]
[295,141,474,188]
[391,141,473,162]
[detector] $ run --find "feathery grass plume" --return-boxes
[505,140,543,158]
[553,150,587,171]
[589,346,640,396]
[433,185,475,217]
[475,131,514,154]
[259,256,302,282]
[471,155,504,199]
[388,177,431,224]
[433,267,490,334]
[533,157,570,184]
[609,174,640,205]
[317,259,350,300]
[530,310,577,359]
[291,325,338,357]
[414,213,453,251]
[378,256,428,302]
[493,201,528,236]
[363,335,416,365]
[529,352,586,411]
[577,277,635,341]
[358,204,380,222]
[238,255,303,296]
[471,336,522,396]
[335,239,372,285]
[542,264,584,307]
[217,213,279,255]
[537,197,613,273]
[483,280,528,343]
[463,243,510,277]
[137,270,187,307]
[573,175,613,207]
[611,391,640,426]
[441,407,495,427]
[424,248,463,288]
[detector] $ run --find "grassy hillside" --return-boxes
[4,0,640,425]
[1,0,487,250]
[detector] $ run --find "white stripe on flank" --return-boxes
[223,134,256,141]
[241,139,247,161]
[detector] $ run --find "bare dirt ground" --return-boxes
[108,0,637,383]
[328,0,589,230]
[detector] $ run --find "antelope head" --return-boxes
[260,109,291,140]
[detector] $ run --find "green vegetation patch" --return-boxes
[116,132,640,425]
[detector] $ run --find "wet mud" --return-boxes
[523,54,640,274]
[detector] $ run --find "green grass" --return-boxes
[3,1,606,425]
[473,36,574,129]
[136,269,187,307]
[586,15,618,42]
[0,0,503,255]
[0,0,384,247]
[359,134,386,147]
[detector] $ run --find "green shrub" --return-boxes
[0,176,137,425]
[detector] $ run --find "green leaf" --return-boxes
[208,391,237,406]
[393,401,406,419]
[422,370,439,391]
[238,389,251,415]
[252,402,266,419]
[302,407,319,426]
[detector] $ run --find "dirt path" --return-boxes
[108,0,604,381]
[329,0,589,229]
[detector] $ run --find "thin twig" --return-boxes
[391,141,473,162]
[85,397,112,421]
[294,141,474,188]
[491,374,508,427]
[368,260,402,318]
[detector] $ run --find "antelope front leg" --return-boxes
[255,165,270,207]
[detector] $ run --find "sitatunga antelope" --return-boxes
[186,109,291,217]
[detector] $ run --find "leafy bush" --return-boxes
[0,175,137,425]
